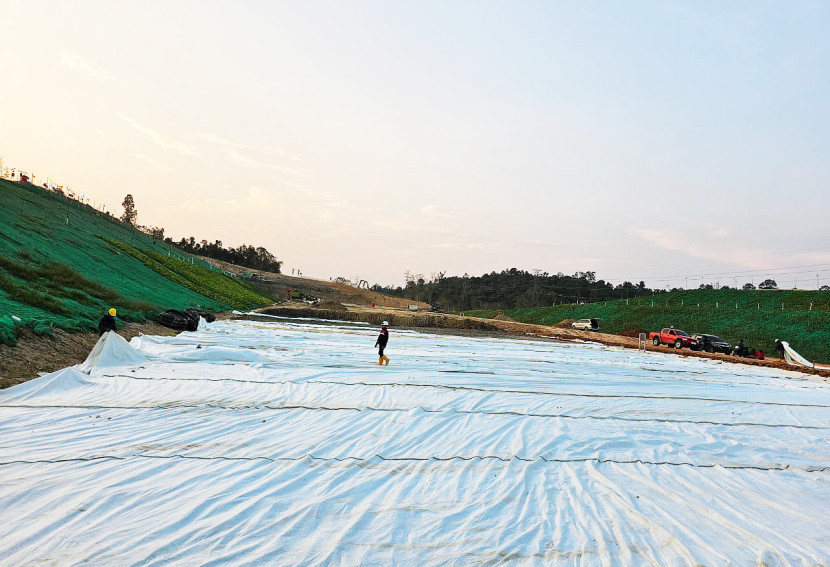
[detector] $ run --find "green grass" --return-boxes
[0,179,275,346]
[465,288,830,364]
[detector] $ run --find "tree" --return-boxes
[121,194,138,225]
[150,227,165,241]
[758,279,778,290]
[742,283,756,290]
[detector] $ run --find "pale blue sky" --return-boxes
[1,1,828,288]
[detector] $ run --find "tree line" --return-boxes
[119,194,282,273]
[373,269,781,311]
[169,237,283,273]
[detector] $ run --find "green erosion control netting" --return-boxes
[0,179,273,346]
[100,238,272,311]
[468,288,830,364]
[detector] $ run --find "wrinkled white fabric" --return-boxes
[1,366,92,402]
[79,330,153,374]
[0,319,828,566]
[782,340,830,370]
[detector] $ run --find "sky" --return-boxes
[1,1,828,289]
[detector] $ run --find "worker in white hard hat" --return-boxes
[375,321,390,365]
[98,307,118,336]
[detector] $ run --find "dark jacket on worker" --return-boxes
[98,314,117,336]
[775,340,786,357]
[375,328,389,354]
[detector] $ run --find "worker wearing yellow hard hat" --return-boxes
[98,307,118,336]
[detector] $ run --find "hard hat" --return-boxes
[109,308,117,316]
[382,321,389,326]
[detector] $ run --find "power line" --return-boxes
[608,263,830,283]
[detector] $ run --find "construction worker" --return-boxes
[98,308,117,336]
[375,321,390,365]
[774,339,786,359]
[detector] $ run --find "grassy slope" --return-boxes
[466,288,830,364]
[0,180,272,345]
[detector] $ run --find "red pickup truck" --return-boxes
[649,328,700,350]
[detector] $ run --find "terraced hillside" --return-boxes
[0,180,273,346]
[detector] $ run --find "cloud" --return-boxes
[426,241,486,250]
[634,228,765,269]
[224,149,311,177]
[177,185,273,212]
[58,51,119,82]
[119,114,204,159]
[798,251,830,264]
[196,132,308,174]
[196,132,295,158]
[134,153,173,173]
[419,204,453,219]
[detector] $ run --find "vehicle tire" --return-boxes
[674,339,683,349]
[706,345,715,353]
[653,337,660,347]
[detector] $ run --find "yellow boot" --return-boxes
[378,356,384,365]
[382,355,390,365]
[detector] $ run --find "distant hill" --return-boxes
[0,179,273,346]
[200,256,431,311]
[467,288,830,364]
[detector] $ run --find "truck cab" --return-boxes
[649,328,700,350]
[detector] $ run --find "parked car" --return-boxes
[691,333,732,354]
[571,318,599,331]
[648,327,701,350]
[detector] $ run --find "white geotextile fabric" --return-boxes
[1,319,829,566]
[782,340,830,370]
[79,330,153,374]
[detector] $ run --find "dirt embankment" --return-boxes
[483,318,830,378]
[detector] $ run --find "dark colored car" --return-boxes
[692,334,732,354]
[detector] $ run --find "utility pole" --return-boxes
[532,269,541,307]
